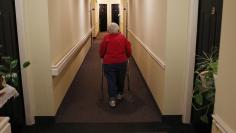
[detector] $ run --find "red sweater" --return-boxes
[99,33,132,64]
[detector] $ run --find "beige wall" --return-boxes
[212,0,236,132]
[20,0,92,116]
[128,0,191,116]
[128,0,166,61]
[23,0,54,116]
[212,124,222,133]
[121,0,127,37]
[48,0,91,65]
[91,0,99,37]
[164,0,190,114]
[128,0,166,112]
[48,0,92,114]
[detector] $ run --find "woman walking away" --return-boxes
[99,22,132,107]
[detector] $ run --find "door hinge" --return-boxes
[211,6,216,15]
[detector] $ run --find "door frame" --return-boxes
[15,0,35,125]
[182,0,199,123]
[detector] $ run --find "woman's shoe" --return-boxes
[109,98,116,107]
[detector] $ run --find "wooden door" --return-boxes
[112,4,120,25]
[196,0,223,58]
[99,4,107,32]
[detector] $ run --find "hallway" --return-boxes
[21,33,196,133]
[2,0,234,133]
[56,33,162,123]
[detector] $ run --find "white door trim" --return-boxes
[182,0,199,123]
[125,0,199,123]
[15,0,35,125]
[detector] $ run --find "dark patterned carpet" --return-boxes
[21,122,197,133]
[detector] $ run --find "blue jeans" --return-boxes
[103,62,127,98]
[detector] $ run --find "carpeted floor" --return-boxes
[55,32,162,123]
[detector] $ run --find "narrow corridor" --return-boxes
[21,33,196,132]
[56,33,161,123]
[0,0,234,132]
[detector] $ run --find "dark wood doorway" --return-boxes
[99,4,107,32]
[0,0,25,131]
[196,0,223,58]
[112,4,120,25]
[191,0,223,132]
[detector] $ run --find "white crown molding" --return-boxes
[51,28,94,76]
[212,114,235,133]
[127,29,166,70]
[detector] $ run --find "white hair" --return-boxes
[107,22,120,34]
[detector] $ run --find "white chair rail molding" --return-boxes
[51,28,94,76]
